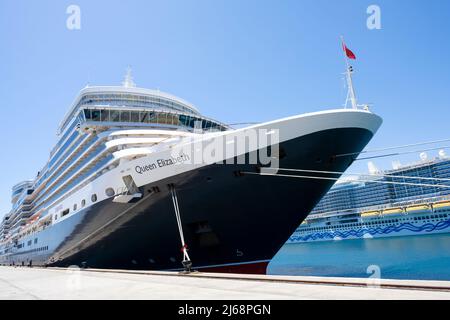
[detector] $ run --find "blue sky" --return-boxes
[1,0,450,215]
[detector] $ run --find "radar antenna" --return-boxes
[122,66,136,88]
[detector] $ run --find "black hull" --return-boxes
[1,127,373,272]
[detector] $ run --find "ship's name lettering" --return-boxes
[135,154,190,174]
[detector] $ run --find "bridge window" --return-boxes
[82,108,227,132]
[101,110,109,121]
[130,111,140,122]
[120,111,130,122]
[110,110,120,122]
[139,111,148,123]
[91,110,101,121]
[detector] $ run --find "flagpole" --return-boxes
[340,36,358,109]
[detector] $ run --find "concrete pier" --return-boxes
[0,266,449,300]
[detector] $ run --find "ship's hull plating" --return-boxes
[1,127,374,273]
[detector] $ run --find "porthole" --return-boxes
[73,204,77,211]
[91,194,98,203]
[105,188,115,197]
[81,199,86,207]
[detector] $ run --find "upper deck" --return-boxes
[58,85,203,136]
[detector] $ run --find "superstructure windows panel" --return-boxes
[80,108,227,132]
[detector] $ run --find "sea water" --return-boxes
[268,233,450,281]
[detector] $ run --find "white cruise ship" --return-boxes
[0,70,382,274]
[288,156,450,243]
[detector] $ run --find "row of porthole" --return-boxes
[55,188,116,221]
[29,246,49,253]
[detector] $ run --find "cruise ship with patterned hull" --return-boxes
[0,71,382,274]
[288,155,450,244]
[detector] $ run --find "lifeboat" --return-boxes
[382,207,404,215]
[405,205,430,213]
[432,201,450,210]
[361,210,380,217]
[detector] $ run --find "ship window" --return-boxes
[105,188,115,197]
[167,113,177,125]
[155,113,162,124]
[81,199,86,207]
[73,204,77,211]
[179,115,189,127]
[62,209,70,217]
[139,111,148,123]
[159,113,168,124]
[84,109,91,119]
[187,117,197,128]
[148,112,157,123]
[121,111,130,122]
[101,109,110,122]
[34,238,38,244]
[91,110,101,121]
[91,194,98,203]
[110,110,120,122]
[131,111,140,123]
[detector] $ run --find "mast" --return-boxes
[341,36,358,109]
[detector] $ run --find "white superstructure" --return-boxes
[0,71,229,246]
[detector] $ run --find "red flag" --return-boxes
[342,42,356,60]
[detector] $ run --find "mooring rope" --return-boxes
[271,168,450,182]
[169,185,192,269]
[336,138,450,158]
[354,146,450,161]
[243,171,450,189]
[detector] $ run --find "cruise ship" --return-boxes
[288,154,450,243]
[0,70,382,274]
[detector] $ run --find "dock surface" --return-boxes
[1,266,450,300]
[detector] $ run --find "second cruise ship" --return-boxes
[288,154,450,243]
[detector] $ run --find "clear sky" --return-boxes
[1,0,450,216]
